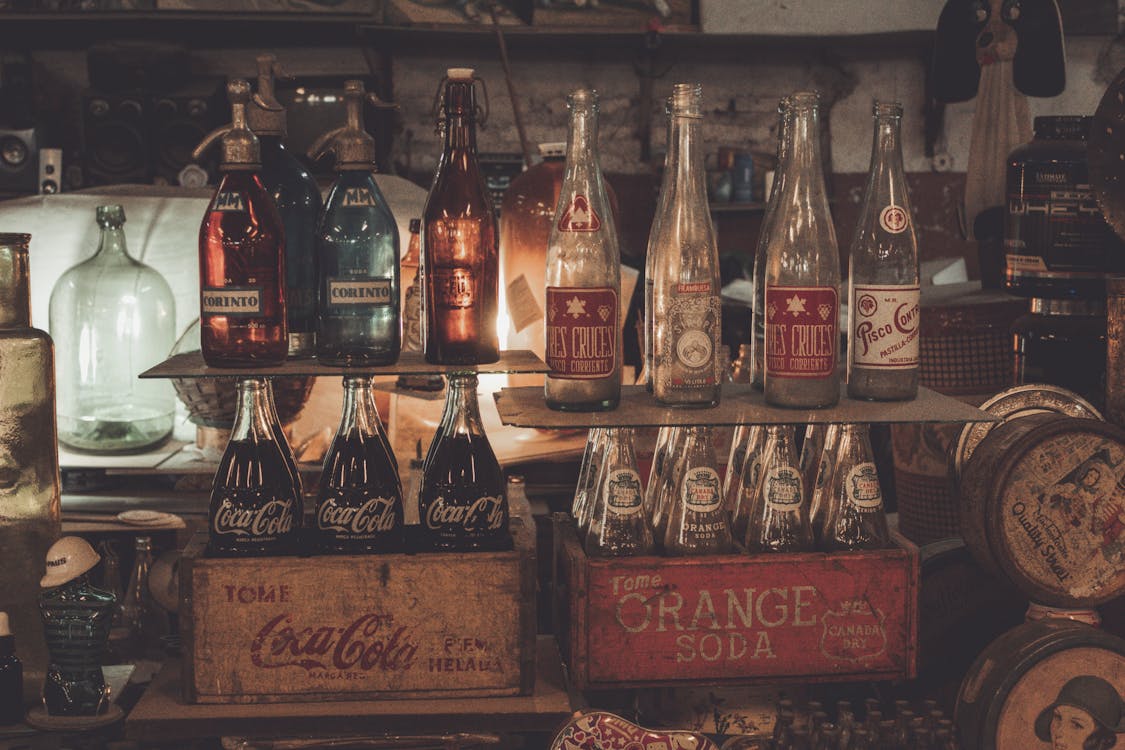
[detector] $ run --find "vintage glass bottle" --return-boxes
[119,536,167,656]
[316,376,404,553]
[50,206,176,452]
[249,54,322,359]
[848,101,920,401]
[663,426,733,555]
[418,372,509,551]
[195,79,288,367]
[799,423,828,497]
[423,69,499,365]
[572,427,606,535]
[0,234,59,693]
[545,89,622,411]
[311,80,400,366]
[208,378,302,557]
[729,425,767,542]
[723,424,750,514]
[650,426,687,546]
[402,219,423,353]
[763,92,841,408]
[808,423,841,541]
[644,97,674,393]
[584,428,653,557]
[820,423,891,550]
[745,425,814,552]
[753,97,792,390]
[651,83,722,407]
[644,425,674,518]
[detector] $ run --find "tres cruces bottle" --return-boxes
[847,101,920,401]
[418,372,509,551]
[195,79,288,367]
[763,91,841,408]
[545,89,622,411]
[584,427,653,557]
[316,376,404,553]
[651,83,722,408]
[423,69,499,365]
[208,378,302,556]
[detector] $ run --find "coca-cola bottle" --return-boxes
[209,378,301,556]
[423,69,499,365]
[808,423,840,542]
[194,80,288,367]
[663,426,733,555]
[847,101,920,401]
[820,423,891,550]
[753,97,792,390]
[418,372,509,551]
[744,425,813,553]
[729,425,767,542]
[644,96,673,393]
[316,376,404,554]
[651,83,722,407]
[763,91,841,408]
[545,89,622,411]
[584,428,653,557]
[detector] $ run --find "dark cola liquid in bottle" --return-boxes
[422,69,499,365]
[209,378,301,556]
[418,372,509,551]
[316,376,403,553]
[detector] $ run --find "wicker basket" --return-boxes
[173,372,314,429]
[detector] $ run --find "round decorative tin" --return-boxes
[960,414,1125,607]
[956,620,1125,750]
[952,384,1103,483]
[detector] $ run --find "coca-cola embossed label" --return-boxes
[213,190,246,212]
[341,187,378,207]
[851,284,919,369]
[661,287,720,389]
[431,267,474,309]
[546,286,618,379]
[605,469,643,516]
[764,466,804,511]
[202,287,263,317]
[424,493,506,534]
[317,495,397,538]
[557,194,601,232]
[250,612,419,674]
[765,285,838,378]
[682,467,722,513]
[327,277,393,307]
[212,495,295,541]
[845,463,883,510]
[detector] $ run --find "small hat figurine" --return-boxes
[27,537,122,730]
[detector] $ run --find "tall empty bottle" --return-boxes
[311,80,400,366]
[847,101,920,401]
[644,97,674,393]
[545,89,621,411]
[423,69,499,365]
[651,84,722,408]
[763,92,840,408]
[50,205,175,452]
[584,428,652,557]
[249,54,322,359]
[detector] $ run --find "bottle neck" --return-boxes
[443,81,478,154]
[0,242,31,328]
[442,374,484,435]
[564,103,601,188]
[670,111,707,211]
[339,376,381,436]
[787,102,829,209]
[231,379,275,442]
[866,113,906,200]
[95,225,130,260]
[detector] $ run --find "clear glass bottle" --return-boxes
[763,91,841,408]
[96,540,124,629]
[820,423,891,550]
[729,425,767,542]
[753,97,792,390]
[651,426,688,547]
[195,80,288,367]
[418,372,509,551]
[249,54,322,359]
[644,425,674,519]
[584,428,653,557]
[722,424,752,514]
[848,101,920,401]
[663,426,733,555]
[316,376,404,554]
[808,423,840,543]
[652,83,722,408]
[545,89,622,411]
[0,233,60,690]
[50,205,175,452]
[745,425,813,552]
[573,427,607,535]
[310,80,400,366]
[799,424,828,498]
[402,219,424,353]
[423,69,499,365]
[645,97,674,393]
[208,378,302,557]
[119,536,167,655]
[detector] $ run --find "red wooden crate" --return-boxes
[554,517,918,690]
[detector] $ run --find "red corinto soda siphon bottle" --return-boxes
[194,79,288,367]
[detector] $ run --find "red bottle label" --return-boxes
[765,285,838,378]
[431,268,474,309]
[546,286,618,379]
[557,194,602,232]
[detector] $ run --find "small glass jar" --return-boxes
[1012,297,1107,410]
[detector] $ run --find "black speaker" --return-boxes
[150,84,225,186]
[82,92,151,186]
[0,127,39,194]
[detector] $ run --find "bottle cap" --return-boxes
[192,79,261,170]
[447,67,475,81]
[308,80,395,171]
[247,54,288,137]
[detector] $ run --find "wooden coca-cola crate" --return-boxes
[179,512,536,704]
[554,517,918,690]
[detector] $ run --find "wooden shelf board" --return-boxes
[125,636,573,741]
[494,384,998,428]
[140,350,548,379]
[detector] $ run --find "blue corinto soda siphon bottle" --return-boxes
[309,80,401,366]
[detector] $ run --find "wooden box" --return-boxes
[555,518,918,690]
[180,514,536,704]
